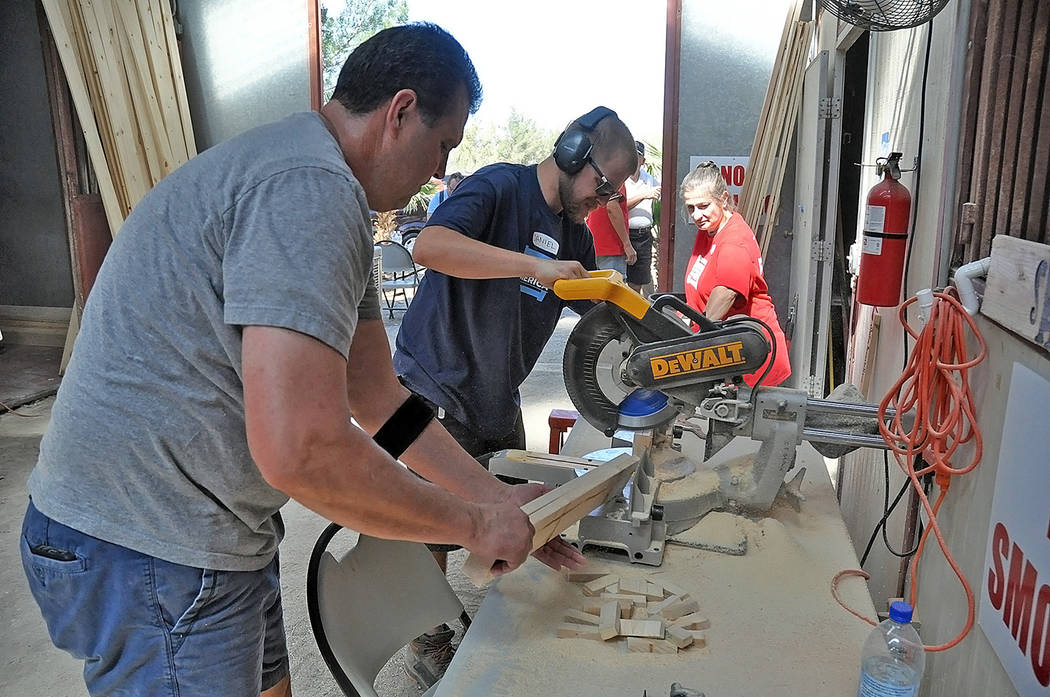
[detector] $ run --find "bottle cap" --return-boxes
[889,601,913,623]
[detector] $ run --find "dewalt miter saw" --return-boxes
[490,271,903,565]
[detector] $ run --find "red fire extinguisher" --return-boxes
[857,152,912,307]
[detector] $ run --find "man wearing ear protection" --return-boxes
[392,106,638,686]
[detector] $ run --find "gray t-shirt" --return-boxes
[29,112,380,571]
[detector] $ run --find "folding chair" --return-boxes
[374,240,421,319]
[307,526,471,697]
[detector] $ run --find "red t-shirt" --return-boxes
[683,213,791,387]
[586,186,630,256]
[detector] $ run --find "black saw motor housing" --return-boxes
[563,296,770,434]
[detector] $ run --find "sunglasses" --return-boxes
[587,158,622,201]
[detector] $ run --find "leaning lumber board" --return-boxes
[462,454,638,585]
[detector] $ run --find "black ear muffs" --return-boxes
[552,106,617,175]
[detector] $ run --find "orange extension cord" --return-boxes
[833,288,987,652]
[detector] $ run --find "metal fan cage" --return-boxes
[820,0,951,31]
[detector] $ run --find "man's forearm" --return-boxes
[346,319,506,504]
[278,424,484,547]
[412,225,537,279]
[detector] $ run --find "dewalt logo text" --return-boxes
[650,341,746,379]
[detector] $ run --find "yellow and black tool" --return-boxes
[552,271,771,436]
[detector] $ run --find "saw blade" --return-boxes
[563,304,637,435]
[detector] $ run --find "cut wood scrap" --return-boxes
[580,598,608,614]
[463,455,637,585]
[650,639,679,654]
[582,573,620,596]
[556,623,602,640]
[658,598,700,621]
[670,612,711,631]
[618,577,649,596]
[646,574,689,598]
[644,582,664,600]
[666,625,695,649]
[688,630,707,648]
[599,592,647,606]
[563,608,601,626]
[599,601,620,640]
[564,569,613,583]
[618,619,664,638]
[647,594,685,615]
[627,637,652,653]
[586,596,631,615]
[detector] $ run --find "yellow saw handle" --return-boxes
[553,270,651,319]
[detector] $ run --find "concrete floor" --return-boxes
[0,307,578,697]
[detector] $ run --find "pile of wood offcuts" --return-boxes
[557,570,710,654]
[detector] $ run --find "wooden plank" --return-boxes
[647,594,685,616]
[626,637,652,653]
[657,598,699,621]
[140,0,190,164]
[617,619,664,639]
[994,0,1038,239]
[978,0,1023,258]
[113,2,166,183]
[951,0,988,263]
[556,623,602,640]
[114,0,174,178]
[156,0,197,156]
[563,569,613,583]
[618,577,649,596]
[980,236,1050,352]
[581,573,620,596]
[670,611,712,631]
[667,625,695,649]
[1012,0,1048,241]
[1025,27,1050,244]
[967,0,1008,260]
[599,602,620,640]
[562,609,600,626]
[462,454,637,585]
[39,0,124,236]
[84,0,152,209]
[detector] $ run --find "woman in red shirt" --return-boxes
[680,162,791,387]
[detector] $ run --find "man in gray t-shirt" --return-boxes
[21,24,582,697]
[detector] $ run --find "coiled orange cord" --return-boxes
[833,288,987,652]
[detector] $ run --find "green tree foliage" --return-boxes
[449,109,559,173]
[320,0,408,99]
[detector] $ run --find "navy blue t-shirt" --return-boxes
[394,163,596,438]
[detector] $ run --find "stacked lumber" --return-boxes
[40,0,197,238]
[558,570,711,654]
[462,454,638,586]
[737,0,814,259]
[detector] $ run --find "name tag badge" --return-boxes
[532,232,559,256]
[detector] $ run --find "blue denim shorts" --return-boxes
[20,500,289,696]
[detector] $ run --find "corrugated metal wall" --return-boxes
[954,0,1050,264]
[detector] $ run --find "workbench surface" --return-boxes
[434,426,877,697]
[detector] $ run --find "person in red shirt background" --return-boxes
[586,184,634,276]
[680,161,791,387]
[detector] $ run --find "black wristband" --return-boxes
[373,393,436,459]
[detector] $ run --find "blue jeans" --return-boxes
[595,255,628,276]
[20,500,289,696]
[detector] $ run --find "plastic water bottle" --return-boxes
[856,601,925,697]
